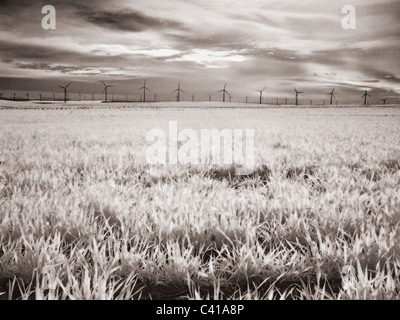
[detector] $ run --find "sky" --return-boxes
[0,0,399,103]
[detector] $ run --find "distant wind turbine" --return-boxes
[13,93,16,101]
[218,83,229,102]
[361,89,370,105]
[380,98,389,105]
[101,81,112,102]
[294,87,303,105]
[172,82,185,102]
[58,83,71,103]
[39,94,42,101]
[328,87,336,105]
[191,93,195,102]
[0,93,3,100]
[138,80,151,102]
[256,87,266,104]
[26,93,29,101]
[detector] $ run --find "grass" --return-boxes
[0,105,400,300]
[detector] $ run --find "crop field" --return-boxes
[0,103,400,300]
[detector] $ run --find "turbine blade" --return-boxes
[66,83,71,88]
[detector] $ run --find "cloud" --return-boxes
[166,49,250,68]
[77,8,184,32]
[0,0,398,99]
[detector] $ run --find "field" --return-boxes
[1,102,400,300]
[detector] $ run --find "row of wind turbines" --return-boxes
[1,81,390,105]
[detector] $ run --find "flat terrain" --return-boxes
[1,103,400,299]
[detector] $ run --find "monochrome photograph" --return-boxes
[0,0,399,305]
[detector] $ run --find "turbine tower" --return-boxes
[328,87,336,105]
[138,80,151,102]
[361,89,370,105]
[191,93,195,102]
[101,81,112,102]
[172,82,185,102]
[294,87,303,105]
[26,93,29,101]
[380,98,389,105]
[218,83,229,102]
[58,82,71,103]
[0,93,3,100]
[256,87,266,104]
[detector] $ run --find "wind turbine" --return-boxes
[218,83,229,102]
[294,87,303,105]
[58,83,71,103]
[39,94,42,101]
[380,98,389,105]
[138,80,150,102]
[172,82,185,102]
[191,93,195,102]
[13,93,16,101]
[256,87,266,104]
[361,89,370,105]
[101,81,112,102]
[228,93,232,103]
[328,87,336,105]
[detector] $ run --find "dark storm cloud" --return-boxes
[77,7,184,32]
[14,62,89,73]
[0,40,129,66]
[0,40,71,60]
